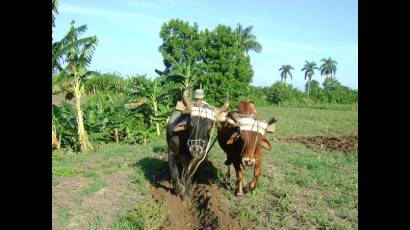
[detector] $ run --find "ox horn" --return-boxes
[214,95,230,122]
[216,96,230,113]
[182,87,192,109]
[229,112,241,123]
[266,117,278,133]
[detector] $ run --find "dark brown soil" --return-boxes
[277,135,358,154]
[150,159,254,230]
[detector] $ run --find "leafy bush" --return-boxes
[82,92,154,145]
[52,102,80,151]
[267,81,303,105]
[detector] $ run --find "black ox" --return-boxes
[166,88,229,199]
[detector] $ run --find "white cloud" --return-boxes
[59,3,163,24]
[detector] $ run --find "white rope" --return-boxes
[186,109,216,184]
[191,107,216,120]
[238,117,268,135]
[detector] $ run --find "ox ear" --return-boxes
[173,120,188,132]
[226,131,239,145]
[260,136,271,150]
[266,117,277,133]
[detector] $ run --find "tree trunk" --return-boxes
[307,80,310,96]
[114,128,119,143]
[52,124,60,152]
[74,78,92,152]
[156,122,160,136]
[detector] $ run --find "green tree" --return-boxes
[234,23,262,54]
[320,57,337,78]
[158,19,202,72]
[55,20,98,152]
[197,25,253,106]
[301,61,319,96]
[279,64,294,84]
[157,19,203,103]
[267,81,302,105]
[323,77,342,90]
[158,20,254,107]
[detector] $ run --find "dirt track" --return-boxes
[149,159,253,230]
[277,135,358,154]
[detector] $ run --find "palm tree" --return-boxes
[52,0,58,29]
[301,61,319,96]
[54,20,98,152]
[279,65,294,84]
[319,57,337,78]
[234,23,262,54]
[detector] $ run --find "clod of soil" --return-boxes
[150,159,254,230]
[277,135,358,154]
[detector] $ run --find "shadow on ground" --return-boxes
[135,156,220,188]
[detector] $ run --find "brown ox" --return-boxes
[217,101,277,195]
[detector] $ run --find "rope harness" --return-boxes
[233,114,269,168]
[182,105,217,184]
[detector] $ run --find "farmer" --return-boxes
[167,87,210,127]
[192,88,209,106]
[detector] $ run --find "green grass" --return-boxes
[257,106,357,136]
[57,206,72,228]
[209,140,358,229]
[281,103,358,111]
[52,178,60,187]
[88,215,103,230]
[84,170,100,178]
[104,162,123,175]
[53,140,167,229]
[52,166,80,177]
[78,177,108,197]
[111,197,167,230]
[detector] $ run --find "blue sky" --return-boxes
[53,0,358,90]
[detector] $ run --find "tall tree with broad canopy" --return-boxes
[158,19,254,106]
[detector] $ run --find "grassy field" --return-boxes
[52,105,358,229]
[257,104,357,137]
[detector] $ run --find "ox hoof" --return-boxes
[235,191,244,196]
[243,183,253,193]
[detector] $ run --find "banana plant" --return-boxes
[52,103,80,151]
[136,77,182,136]
[162,54,198,89]
[55,20,98,152]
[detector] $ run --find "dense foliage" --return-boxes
[52,18,357,152]
[157,19,254,107]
